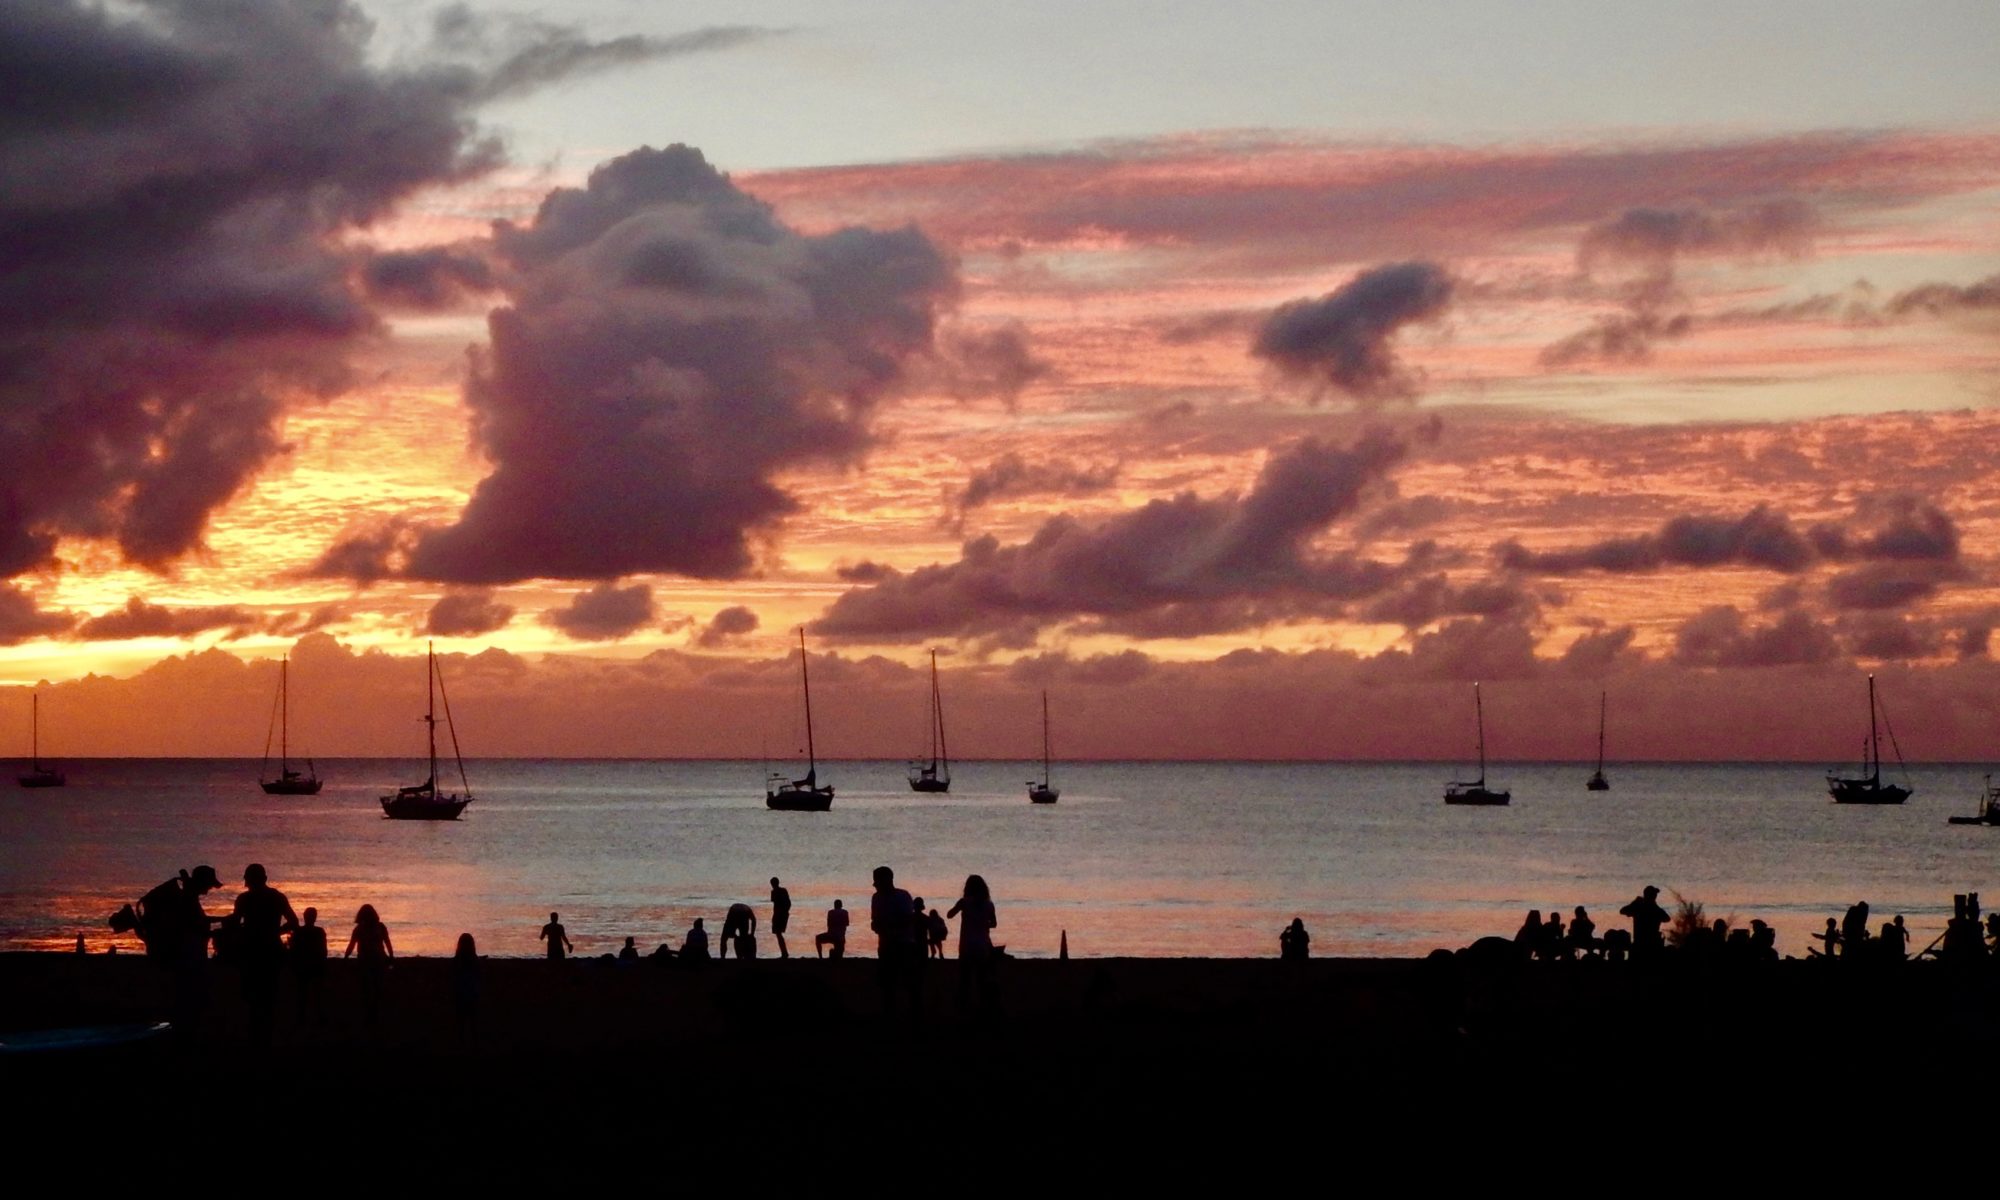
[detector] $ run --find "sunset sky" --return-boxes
[5,0,2000,761]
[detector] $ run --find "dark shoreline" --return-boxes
[7,949,1998,1170]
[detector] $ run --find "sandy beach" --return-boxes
[8,948,1996,1174]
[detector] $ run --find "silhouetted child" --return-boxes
[541,912,574,961]
[1881,916,1908,963]
[291,906,329,1024]
[1810,918,1840,959]
[927,908,948,959]
[619,936,639,962]
[1569,906,1596,959]
[683,917,710,962]
[344,904,393,1028]
[1840,902,1870,961]
[452,932,479,1044]
[1515,910,1542,952]
[817,900,848,959]
[1542,910,1566,961]
[1279,917,1309,961]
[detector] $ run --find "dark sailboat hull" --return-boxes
[1028,787,1059,804]
[908,776,951,793]
[767,785,833,811]
[17,770,64,788]
[1827,777,1910,805]
[1445,787,1510,805]
[381,793,470,820]
[261,777,323,795]
[1586,772,1610,792]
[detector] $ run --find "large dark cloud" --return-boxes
[696,604,760,648]
[71,597,259,641]
[1674,606,1840,668]
[317,145,956,585]
[425,589,516,637]
[1496,496,1961,580]
[0,586,76,645]
[1251,263,1453,403]
[1542,200,1817,367]
[357,245,496,311]
[0,0,754,580]
[950,452,1119,526]
[544,581,656,642]
[1496,505,1815,574]
[815,431,1409,642]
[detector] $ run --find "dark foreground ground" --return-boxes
[5,950,1996,1176]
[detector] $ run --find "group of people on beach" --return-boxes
[1507,886,1777,964]
[110,859,1008,1041]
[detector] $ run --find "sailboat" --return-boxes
[1826,673,1910,805]
[379,642,473,820]
[1445,682,1510,805]
[17,692,64,789]
[767,628,834,811]
[1586,690,1610,792]
[1947,775,2000,826]
[907,649,951,793]
[1027,690,1059,804]
[259,655,322,795]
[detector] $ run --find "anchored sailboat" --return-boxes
[259,655,322,795]
[17,692,64,789]
[1827,673,1910,805]
[1947,775,2000,826]
[1027,690,1059,804]
[1445,682,1510,805]
[1586,691,1610,792]
[768,628,834,811]
[379,642,472,820]
[908,649,951,793]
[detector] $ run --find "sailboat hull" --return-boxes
[1586,772,1610,792]
[381,792,469,820]
[17,770,65,788]
[767,786,834,812]
[908,776,951,793]
[261,777,323,796]
[1445,786,1510,805]
[1028,787,1059,804]
[1827,777,1910,805]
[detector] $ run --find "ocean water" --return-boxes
[4,758,1997,959]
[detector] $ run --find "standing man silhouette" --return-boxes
[541,912,574,961]
[770,877,793,959]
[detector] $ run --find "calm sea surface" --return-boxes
[4,758,1997,959]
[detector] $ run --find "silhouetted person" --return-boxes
[926,908,948,959]
[619,936,639,962]
[770,878,792,960]
[1279,917,1310,961]
[720,901,758,959]
[541,912,574,961]
[1810,918,1841,959]
[1840,902,1870,962]
[1749,919,1776,962]
[1569,906,1597,959]
[232,863,299,1047]
[909,898,928,973]
[139,864,222,1037]
[344,904,393,1028]
[1515,910,1543,950]
[871,866,920,1015]
[452,932,479,1045]
[947,875,998,1010]
[1542,910,1566,962]
[1881,916,1908,964]
[1985,912,2000,955]
[816,900,848,959]
[684,918,710,962]
[1620,887,1669,959]
[290,907,328,1025]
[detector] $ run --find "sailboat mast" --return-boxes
[426,641,439,787]
[1475,682,1487,784]
[799,628,816,773]
[30,692,39,771]
[1866,673,1880,779]
[279,656,290,772]
[1041,690,1051,785]
[1596,690,1606,774]
[932,649,947,773]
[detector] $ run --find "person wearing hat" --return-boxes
[1619,885,1670,959]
